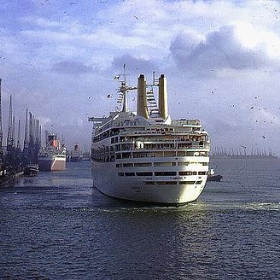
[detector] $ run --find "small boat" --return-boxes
[207,168,223,182]
[23,164,39,177]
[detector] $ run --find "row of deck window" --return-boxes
[113,142,206,151]
[145,181,203,185]
[91,150,209,163]
[115,150,208,159]
[94,126,202,143]
[116,162,208,167]
[118,171,207,177]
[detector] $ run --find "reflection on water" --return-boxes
[0,160,280,279]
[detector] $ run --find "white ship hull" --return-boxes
[38,154,66,171]
[92,159,208,204]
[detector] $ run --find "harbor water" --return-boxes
[0,158,279,279]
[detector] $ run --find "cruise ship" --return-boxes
[38,133,67,171]
[89,72,210,204]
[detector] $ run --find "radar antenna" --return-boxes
[115,64,137,112]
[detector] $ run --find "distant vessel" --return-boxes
[207,168,223,182]
[70,144,83,162]
[38,133,66,171]
[81,151,91,161]
[23,164,39,177]
[89,71,210,204]
[0,164,8,185]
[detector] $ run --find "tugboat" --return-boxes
[207,168,223,182]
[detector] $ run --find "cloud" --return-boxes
[52,60,93,75]
[170,24,280,73]
[112,54,157,74]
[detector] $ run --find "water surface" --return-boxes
[0,159,279,279]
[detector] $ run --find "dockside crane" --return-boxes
[0,79,3,166]
[17,119,21,149]
[7,95,14,151]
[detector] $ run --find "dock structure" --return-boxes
[0,80,3,160]
[0,79,42,185]
[0,79,4,179]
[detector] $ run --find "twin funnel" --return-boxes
[137,74,168,120]
[137,74,149,119]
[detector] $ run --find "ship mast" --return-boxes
[117,64,137,112]
[121,64,128,112]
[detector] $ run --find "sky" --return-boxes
[1,0,280,155]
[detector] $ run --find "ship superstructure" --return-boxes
[70,144,83,162]
[89,72,210,204]
[38,132,66,171]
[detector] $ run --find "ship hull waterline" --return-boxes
[38,157,66,171]
[91,162,207,205]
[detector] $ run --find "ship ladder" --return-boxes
[146,91,159,116]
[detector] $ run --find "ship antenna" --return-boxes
[116,64,137,112]
[121,64,128,112]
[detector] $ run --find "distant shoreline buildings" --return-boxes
[211,146,278,159]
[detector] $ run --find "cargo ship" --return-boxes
[89,72,210,204]
[38,133,66,171]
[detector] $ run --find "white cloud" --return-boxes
[234,21,280,58]
[169,23,280,73]
[52,60,93,75]
[21,16,61,29]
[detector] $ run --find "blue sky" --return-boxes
[1,0,280,154]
